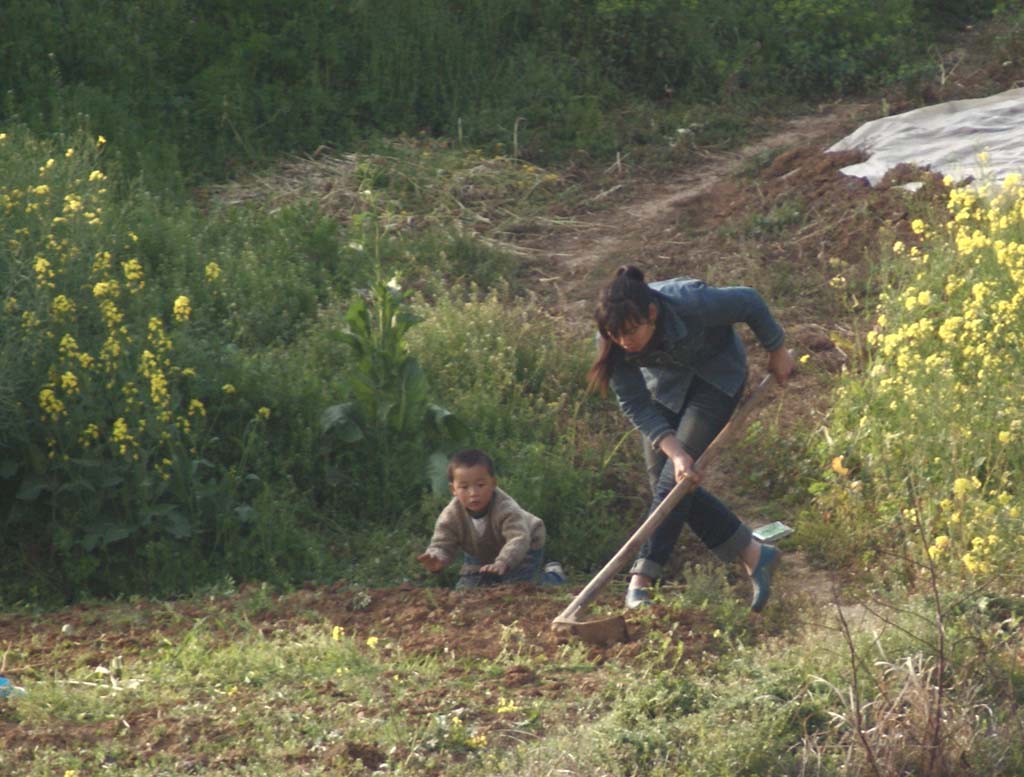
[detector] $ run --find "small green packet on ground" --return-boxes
[753,521,794,542]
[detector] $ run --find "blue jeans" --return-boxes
[456,547,544,589]
[629,376,753,580]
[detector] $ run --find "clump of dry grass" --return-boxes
[807,653,1003,777]
[204,138,577,253]
[207,151,362,219]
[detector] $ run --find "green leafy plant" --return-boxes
[320,272,468,519]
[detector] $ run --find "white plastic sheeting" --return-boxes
[828,87,1024,186]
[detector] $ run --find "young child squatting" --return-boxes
[418,449,561,588]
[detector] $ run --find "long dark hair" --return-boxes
[586,265,655,395]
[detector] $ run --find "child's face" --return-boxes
[449,463,496,513]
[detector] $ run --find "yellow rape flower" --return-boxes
[60,371,79,394]
[111,417,136,457]
[99,299,123,328]
[122,258,144,281]
[928,535,950,560]
[34,256,54,285]
[222,383,236,394]
[50,294,76,317]
[831,456,849,477]
[63,194,83,213]
[79,423,101,447]
[59,334,79,355]
[173,295,191,321]
[257,406,271,420]
[204,261,222,282]
[497,697,520,713]
[952,477,977,499]
[38,388,65,421]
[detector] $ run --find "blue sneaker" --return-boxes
[625,587,652,609]
[750,544,781,613]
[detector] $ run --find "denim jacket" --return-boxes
[608,278,784,448]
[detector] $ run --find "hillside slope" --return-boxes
[2,18,1022,776]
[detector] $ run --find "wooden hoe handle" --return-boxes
[552,372,777,626]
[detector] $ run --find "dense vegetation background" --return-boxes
[1,0,1008,602]
[0,0,992,191]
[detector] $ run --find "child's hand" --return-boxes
[479,560,508,577]
[417,552,447,573]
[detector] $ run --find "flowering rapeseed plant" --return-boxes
[0,128,221,584]
[828,172,1024,583]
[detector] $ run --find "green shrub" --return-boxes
[407,287,626,568]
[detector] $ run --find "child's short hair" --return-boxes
[447,448,495,481]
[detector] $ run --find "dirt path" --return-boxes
[520,99,877,327]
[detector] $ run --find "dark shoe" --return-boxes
[542,561,566,585]
[750,544,781,613]
[625,587,652,609]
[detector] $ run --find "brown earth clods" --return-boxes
[0,581,725,771]
[0,581,721,672]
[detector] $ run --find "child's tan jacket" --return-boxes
[424,488,545,573]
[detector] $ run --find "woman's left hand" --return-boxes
[661,435,702,485]
[767,347,796,385]
[670,450,701,486]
